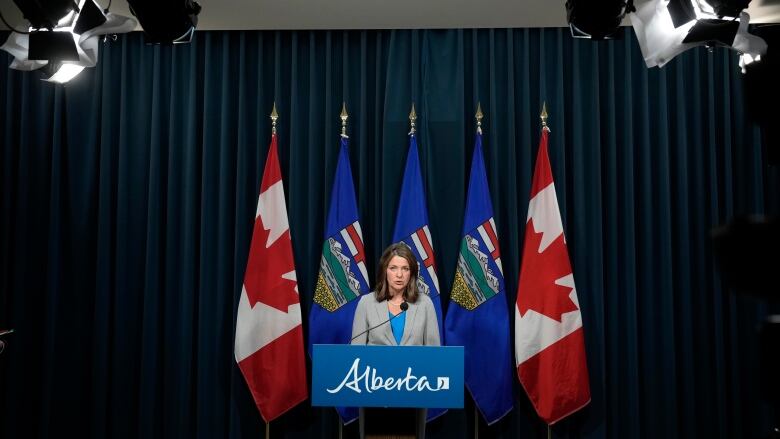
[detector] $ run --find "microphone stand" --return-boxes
[350,302,408,343]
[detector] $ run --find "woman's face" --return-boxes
[386,255,411,296]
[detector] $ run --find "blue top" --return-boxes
[389,311,406,345]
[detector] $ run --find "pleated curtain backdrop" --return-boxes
[1,28,778,439]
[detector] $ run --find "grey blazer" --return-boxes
[350,292,440,346]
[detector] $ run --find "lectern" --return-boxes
[312,344,464,439]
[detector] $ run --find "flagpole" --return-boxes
[265,104,277,439]
[474,406,479,439]
[409,103,417,135]
[338,102,348,439]
[341,102,349,137]
[541,104,552,439]
[271,102,279,135]
[475,102,483,135]
[472,104,483,439]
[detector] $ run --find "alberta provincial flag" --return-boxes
[392,133,446,421]
[392,134,443,335]
[309,135,369,424]
[444,131,513,424]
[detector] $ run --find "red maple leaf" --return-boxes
[243,218,299,313]
[517,222,579,322]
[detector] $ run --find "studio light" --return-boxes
[1,0,136,83]
[12,0,74,29]
[712,215,780,297]
[127,0,201,44]
[742,24,780,165]
[629,0,766,68]
[43,63,85,83]
[566,0,634,40]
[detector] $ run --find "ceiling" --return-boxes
[1,0,779,31]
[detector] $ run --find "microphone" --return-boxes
[350,301,408,343]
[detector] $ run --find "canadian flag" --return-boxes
[515,127,590,425]
[235,133,308,422]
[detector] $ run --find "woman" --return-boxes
[351,243,440,439]
[351,242,440,347]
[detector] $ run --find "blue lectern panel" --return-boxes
[312,344,464,408]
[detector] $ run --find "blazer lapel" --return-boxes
[399,300,419,346]
[373,299,396,345]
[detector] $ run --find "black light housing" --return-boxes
[712,215,780,298]
[667,0,696,27]
[566,0,634,40]
[682,18,739,45]
[127,0,201,44]
[703,0,751,18]
[73,0,107,35]
[27,31,79,61]
[12,0,74,29]
[742,24,780,166]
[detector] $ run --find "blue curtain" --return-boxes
[1,28,778,439]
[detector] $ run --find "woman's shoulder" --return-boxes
[413,292,433,306]
[357,292,378,305]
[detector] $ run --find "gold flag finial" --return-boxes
[340,102,349,137]
[475,102,484,134]
[409,103,417,135]
[270,102,279,135]
[540,102,548,130]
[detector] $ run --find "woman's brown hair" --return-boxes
[374,243,420,303]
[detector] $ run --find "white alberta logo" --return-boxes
[326,358,450,394]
